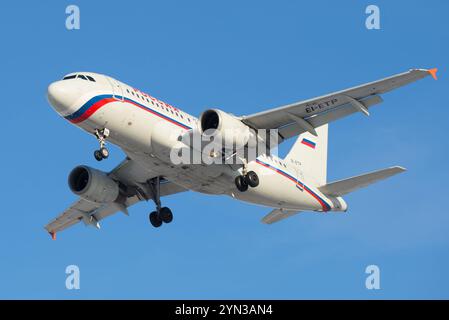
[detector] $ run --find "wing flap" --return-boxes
[278,95,383,140]
[45,200,91,233]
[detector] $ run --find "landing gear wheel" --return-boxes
[149,211,162,228]
[100,147,109,159]
[94,150,103,161]
[147,177,174,228]
[94,128,110,160]
[246,171,259,188]
[160,207,173,223]
[235,175,249,192]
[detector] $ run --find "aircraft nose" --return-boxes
[47,81,80,116]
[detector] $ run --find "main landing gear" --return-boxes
[235,171,259,192]
[94,128,110,161]
[148,176,173,228]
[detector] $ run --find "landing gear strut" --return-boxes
[148,176,173,228]
[94,128,110,161]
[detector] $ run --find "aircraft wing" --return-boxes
[242,68,437,141]
[44,158,187,238]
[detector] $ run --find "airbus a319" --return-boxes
[45,68,437,238]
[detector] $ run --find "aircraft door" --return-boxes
[295,169,304,192]
[107,77,124,101]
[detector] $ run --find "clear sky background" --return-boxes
[0,0,447,299]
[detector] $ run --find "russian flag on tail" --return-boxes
[301,138,316,149]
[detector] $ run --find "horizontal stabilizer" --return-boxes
[318,166,406,196]
[262,208,300,224]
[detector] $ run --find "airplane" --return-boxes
[45,68,437,239]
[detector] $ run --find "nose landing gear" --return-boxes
[94,148,109,161]
[94,128,110,161]
[147,177,174,228]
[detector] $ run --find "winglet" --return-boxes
[49,231,56,240]
[428,68,438,80]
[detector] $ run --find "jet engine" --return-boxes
[199,109,254,150]
[68,165,119,204]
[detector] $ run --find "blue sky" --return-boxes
[0,0,447,299]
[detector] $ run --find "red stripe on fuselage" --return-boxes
[303,185,329,211]
[123,99,189,129]
[69,98,190,130]
[69,98,116,124]
[257,160,296,183]
[256,160,330,211]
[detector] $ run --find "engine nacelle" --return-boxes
[68,165,119,204]
[199,109,253,150]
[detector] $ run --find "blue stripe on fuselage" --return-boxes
[65,94,192,130]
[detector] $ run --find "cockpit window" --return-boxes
[63,74,96,82]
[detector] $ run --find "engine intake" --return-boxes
[68,165,119,204]
[199,109,253,150]
[200,109,220,131]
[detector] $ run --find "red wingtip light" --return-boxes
[50,232,56,240]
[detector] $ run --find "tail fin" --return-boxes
[284,124,328,186]
[318,166,406,196]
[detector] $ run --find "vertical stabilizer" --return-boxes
[284,124,328,186]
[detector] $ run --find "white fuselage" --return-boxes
[47,72,345,213]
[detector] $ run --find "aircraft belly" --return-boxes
[171,165,234,194]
